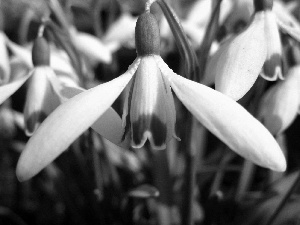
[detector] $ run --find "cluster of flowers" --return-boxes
[1,0,300,181]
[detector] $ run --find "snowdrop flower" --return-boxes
[23,37,64,135]
[17,7,286,181]
[258,65,300,136]
[16,8,286,181]
[206,0,284,101]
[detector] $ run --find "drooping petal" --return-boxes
[0,71,32,105]
[16,59,140,181]
[214,12,267,101]
[59,86,131,149]
[258,66,300,135]
[70,28,112,64]
[24,67,61,136]
[162,66,286,171]
[261,11,283,81]
[130,56,176,150]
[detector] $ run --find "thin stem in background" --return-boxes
[265,171,300,225]
[197,0,222,83]
[153,150,174,225]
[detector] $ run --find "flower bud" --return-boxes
[135,12,160,56]
[32,37,50,66]
[254,0,273,12]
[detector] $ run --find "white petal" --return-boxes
[214,12,267,101]
[16,59,140,181]
[261,11,283,81]
[50,49,78,77]
[24,67,60,136]
[130,56,176,150]
[57,82,131,149]
[70,28,112,64]
[163,68,286,171]
[258,67,300,135]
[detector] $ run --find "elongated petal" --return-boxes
[0,72,31,105]
[24,67,61,136]
[57,84,131,149]
[261,11,283,81]
[16,59,140,181]
[258,67,300,135]
[70,28,112,64]
[163,68,286,171]
[215,12,267,101]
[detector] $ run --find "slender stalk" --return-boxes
[235,160,255,201]
[91,133,104,201]
[153,149,174,225]
[181,109,196,225]
[197,0,222,83]
[265,171,300,225]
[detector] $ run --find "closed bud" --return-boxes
[135,12,160,56]
[254,0,273,12]
[32,37,50,66]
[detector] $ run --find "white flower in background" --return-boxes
[258,65,300,135]
[69,27,112,64]
[205,0,284,101]
[102,13,138,51]
[16,11,286,182]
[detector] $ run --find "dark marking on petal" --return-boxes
[122,74,137,141]
[263,53,282,80]
[150,115,167,147]
[25,111,47,135]
[132,115,166,149]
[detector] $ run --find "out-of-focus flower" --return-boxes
[222,0,253,33]
[16,10,286,181]
[258,65,300,136]
[5,35,129,150]
[206,0,285,101]
[102,13,138,51]
[69,27,113,65]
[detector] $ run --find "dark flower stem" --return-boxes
[265,171,300,225]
